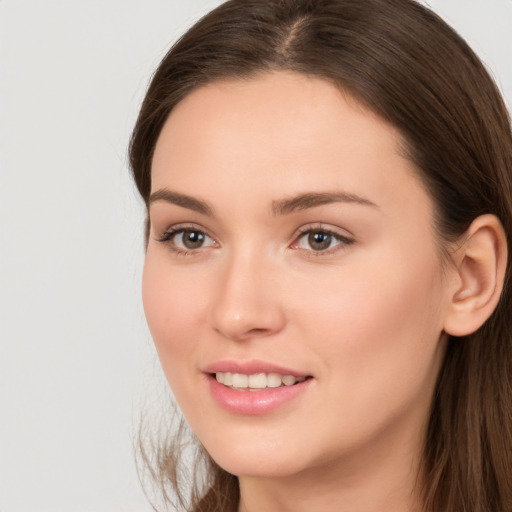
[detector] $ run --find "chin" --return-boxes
[201,433,313,479]
[215,456,302,479]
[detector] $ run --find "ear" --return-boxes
[443,214,508,337]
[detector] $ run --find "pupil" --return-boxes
[183,230,204,249]
[309,231,331,250]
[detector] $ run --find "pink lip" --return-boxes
[203,359,309,377]
[203,360,313,415]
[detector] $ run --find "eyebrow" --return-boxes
[272,191,378,215]
[148,188,378,216]
[148,189,214,215]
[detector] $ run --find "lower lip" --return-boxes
[207,375,312,415]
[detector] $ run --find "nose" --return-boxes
[209,249,286,341]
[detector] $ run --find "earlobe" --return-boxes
[443,214,508,337]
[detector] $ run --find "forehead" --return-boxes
[151,71,429,218]
[153,72,400,168]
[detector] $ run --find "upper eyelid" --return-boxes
[294,230,352,244]
[155,222,213,238]
[293,223,354,240]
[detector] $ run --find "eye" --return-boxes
[157,226,217,253]
[292,227,353,253]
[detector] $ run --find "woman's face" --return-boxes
[143,72,451,480]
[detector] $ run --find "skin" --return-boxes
[143,71,457,512]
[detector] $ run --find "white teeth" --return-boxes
[267,373,282,388]
[232,373,248,388]
[282,375,297,386]
[248,373,267,389]
[215,372,306,390]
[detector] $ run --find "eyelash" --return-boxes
[156,224,217,256]
[291,225,354,256]
[155,224,354,256]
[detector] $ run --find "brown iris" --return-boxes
[308,231,332,251]
[180,230,205,249]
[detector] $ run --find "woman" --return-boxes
[130,0,512,510]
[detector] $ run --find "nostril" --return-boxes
[247,327,273,336]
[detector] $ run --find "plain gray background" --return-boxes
[0,1,511,511]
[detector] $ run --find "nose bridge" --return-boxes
[210,242,285,341]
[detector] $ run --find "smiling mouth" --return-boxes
[213,372,310,391]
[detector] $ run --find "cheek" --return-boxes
[282,250,447,459]
[326,240,442,338]
[142,256,217,432]
[141,254,208,386]
[299,247,446,404]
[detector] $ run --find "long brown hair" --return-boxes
[130,1,512,510]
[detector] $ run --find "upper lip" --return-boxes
[203,359,310,378]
